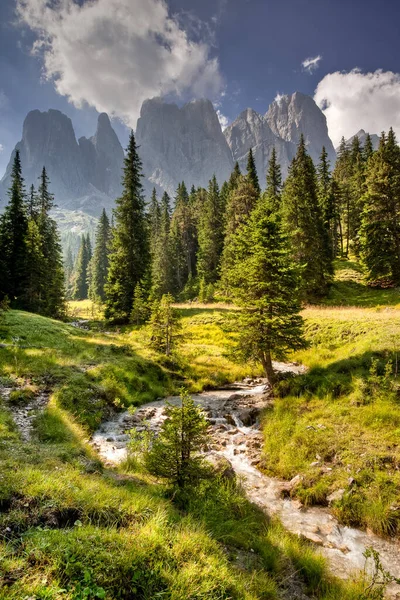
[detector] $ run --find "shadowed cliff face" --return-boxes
[0,110,124,217]
[136,97,234,197]
[0,92,337,216]
[225,92,337,181]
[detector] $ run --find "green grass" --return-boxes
[262,305,400,536]
[0,309,362,599]
[322,259,400,307]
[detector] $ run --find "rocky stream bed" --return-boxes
[91,363,400,596]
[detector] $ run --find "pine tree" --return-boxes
[197,175,225,285]
[228,162,241,192]
[130,282,149,325]
[226,200,305,386]
[88,209,111,303]
[64,246,74,299]
[264,147,282,212]
[148,187,161,259]
[220,175,259,294]
[149,294,181,356]
[317,147,336,258]
[333,137,353,256]
[151,191,173,299]
[363,133,374,162]
[36,167,65,317]
[105,131,149,322]
[73,236,90,300]
[360,128,400,284]
[281,136,332,298]
[23,219,44,313]
[145,389,209,489]
[246,148,260,196]
[27,184,38,220]
[169,183,196,296]
[0,150,28,304]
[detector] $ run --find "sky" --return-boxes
[1,0,400,175]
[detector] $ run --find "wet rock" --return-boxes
[207,453,236,480]
[227,428,239,435]
[224,413,236,426]
[237,407,259,426]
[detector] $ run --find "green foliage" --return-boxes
[263,146,282,212]
[73,235,91,301]
[197,175,225,285]
[246,147,260,196]
[169,182,197,296]
[88,209,111,304]
[145,389,209,488]
[150,191,174,299]
[360,128,400,284]
[281,135,332,299]
[105,131,149,323]
[0,150,28,303]
[130,282,149,326]
[149,294,181,356]
[225,200,305,384]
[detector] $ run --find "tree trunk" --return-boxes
[262,351,275,388]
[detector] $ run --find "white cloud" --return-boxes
[216,109,229,130]
[0,144,4,153]
[274,92,286,104]
[314,69,400,146]
[16,0,224,128]
[302,55,322,74]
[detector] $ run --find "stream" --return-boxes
[91,364,400,596]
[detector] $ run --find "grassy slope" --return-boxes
[263,261,400,537]
[0,310,360,600]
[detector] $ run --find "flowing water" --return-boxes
[91,365,400,595]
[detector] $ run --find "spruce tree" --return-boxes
[333,137,353,256]
[36,167,65,317]
[27,184,38,220]
[73,236,90,300]
[23,219,44,313]
[227,200,305,386]
[88,209,111,303]
[0,150,28,304]
[169,182,196,296]
[130,282,149,325]
[264,147,282,212]
[317,147,336,258]
[246,148,260,196]
[148,187,161,259]
[281,136,332,298]
[149,294,181,356]
[228,162,241,192]
[151,191,173,299]
[363,133,374,162]
[220,174,259,294]
[360,128,400,284]
[105,131,149,322]
[197,175,225,285]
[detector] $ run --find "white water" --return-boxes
[91,367,400,594]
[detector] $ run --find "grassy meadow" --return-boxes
[0,308,363,599]
[1,258,399,598]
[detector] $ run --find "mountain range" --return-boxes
[0,92,372,221]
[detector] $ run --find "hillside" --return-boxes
[1,308,370,600]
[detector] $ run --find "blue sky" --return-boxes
[1,0,400,175]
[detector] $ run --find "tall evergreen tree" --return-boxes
[363,133,374,162]
[73,236,91,300]
[197,175,225,285]
[169,182,196,295]
[333,137,352,256]
[105,131,149,322]
[281,136,332,298]
[27,184,38,220]
[148,187,161,258]
[317,147,336,258]
[226,200,305,385]
[228,162,241,192]
[246,148,260,196]
[88,209,111,303]
[220,174,259,293]
[36,167,65,317]
[360,128,400,284]
[151,192,173,299]
[0,150,28,303]
[264,147,282,212]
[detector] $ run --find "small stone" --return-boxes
[327,489,345,505]
[227,428,239,435]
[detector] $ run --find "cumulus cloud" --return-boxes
[0,144,4,153]
[16,0,224,127]
[302,55,322,74]
[314,69,400,146]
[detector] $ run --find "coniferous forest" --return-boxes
[2,128,400,335]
